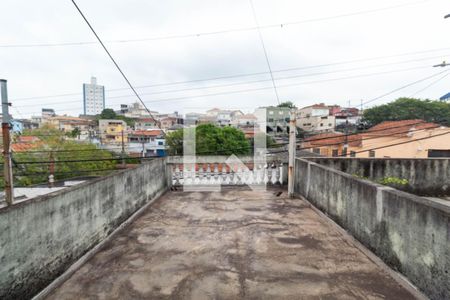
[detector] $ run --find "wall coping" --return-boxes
[296,158,450,214]
[305,157,450,161]
[0,158,166,214]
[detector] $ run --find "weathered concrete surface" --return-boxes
[0,159,171,300]
[295,158,450,300]
[47,187,417,299]
[308,157,450,196]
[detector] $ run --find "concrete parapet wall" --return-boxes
[306,157,450,196]
[294,158,450,300]
[0,159,171,300]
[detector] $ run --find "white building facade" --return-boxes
[83,77,105,115]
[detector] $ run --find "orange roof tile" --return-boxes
[366,119,439,136]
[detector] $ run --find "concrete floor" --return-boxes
[47,187,418,300]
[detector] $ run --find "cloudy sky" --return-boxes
[1,0,450,118]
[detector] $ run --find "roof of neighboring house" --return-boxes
[365,119,439,136]
[12,143,37,152]
[304,132,362,147]
[130,130,164,137]
[300,103,328,110]
[17,136,40,143]
[136,117,158,122]
[237,114,257,120]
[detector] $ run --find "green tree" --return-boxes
[166,124,251,156]
[99,108,117,119]
[363,98,450,126]
[66,127,81,138]
[96,108,135,127]
[7,125,118,187]
[277,101,296,109]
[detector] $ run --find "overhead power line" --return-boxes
[17,56,448,109]
[0,0,430,49]
[11,48,450,102]
[14,64,435,116]
[409,71,450,97]
[362,68,450,106]
[249,0,280,105]
[70,0,165,136]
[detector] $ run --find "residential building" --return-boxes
[159,117,178,131]
[205,108,221,117]
[298,115,336,133]
[99,119,128,144]
[10,120,23,134]
[302,119,450,158]
[135,117,160,131]
[44,116,94,139]
[216,110,243,126]
[42,108,56,118]
[298,103,329,118]
[259,106,291,135]
[117,102,158,118]
[232,113,257,127]
[128,129,166,157]
[297,103,335,133]
[19,119,39,130]
[83,77,105,115]
[185,112,205,125]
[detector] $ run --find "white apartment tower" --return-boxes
[83,77,105,115]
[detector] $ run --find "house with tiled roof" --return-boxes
[302,119,450,158]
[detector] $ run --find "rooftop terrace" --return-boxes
[44,187,418,299]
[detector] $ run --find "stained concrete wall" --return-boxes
[307,157,450,196]
[0,159,171,300]
[294,158,450,300]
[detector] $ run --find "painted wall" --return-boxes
[0,159,171,299]
[294,158,450,300]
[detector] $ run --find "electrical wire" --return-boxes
[11,49,450,103]
[70,0,165,136]
[13,64,435,117]
[15,54,450,110]
[362,69,450,106]
[248,0,280,105]
[409,71,450,97]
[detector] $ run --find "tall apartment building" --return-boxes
[83,77,105,115]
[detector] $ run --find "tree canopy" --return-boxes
[277,101,296,109]
[166,124,251,156]
[362,98,450,126]
[7,124,118,187]
[96,108,135,127]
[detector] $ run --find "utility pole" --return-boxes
[121,130,125,166]
[287,109,296,198]
[48,151,55,188]
[1,79,14,205]
[343,100,350,157]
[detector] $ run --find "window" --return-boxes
[320,123,323,127]
[332,149,339,157]
[313,148,321,154]
[269,111,274,115]
[369,150,376,158]
[350,151,356,157]
[268,118,274,122]
[341,148,347,156]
